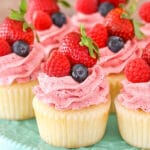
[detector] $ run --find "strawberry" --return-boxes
[99,0,126,7]
[104,8,134,41]
[75,0,99,14]
[142,43,150,65]
[59,26,99,68]
[0,38,11,56]
[124,58,150,83]
[26,0,59,23]
[41,49,71,77]
[139,2,150,23]
[87,24,108,48]
[0,18,34,45]
[33,10,52,31]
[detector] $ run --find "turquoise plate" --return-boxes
[0,115,139,150]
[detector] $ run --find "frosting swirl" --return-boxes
[98,39,141,75]
[118,80,150,112]
[34,65,109,110]
[0,43,45,85]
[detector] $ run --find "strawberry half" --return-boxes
[99,0,127,7]
[59,25,99,68]
[105,8,134,41]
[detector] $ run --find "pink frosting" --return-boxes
[137,23,150,50]
[98,39,142,75]
[0,43,45,85]
[118,80,150,112]
[71,12,104,31]
[34,65,109,110]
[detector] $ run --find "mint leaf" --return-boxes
[20,0,27,14]
[57,0,71,8]
[9,9,24,21]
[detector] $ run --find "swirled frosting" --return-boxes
[118,80,150,112]
[98,39,142,75]
[33,65,109,110]
[71,12,104,30]
[0,43,45,85]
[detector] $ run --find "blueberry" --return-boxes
[107,36,125,53]
[71,64,88,83]
[51,12,67,28]
[98,2,114,17]
[12,40,30,57]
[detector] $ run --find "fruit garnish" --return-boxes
[33,10,52,31]
[75,0,98,14]
[142,43,150,66]
[139,1,150,23]
[99,0,127,7]
[41,49,71,77]
[59,25,99,68]
[71,64,88,83]
[105,0,145,41]
[12,40,30,57]
[87,24,108,48]
[51,12,67,28]
[0,0,34,45]
[124,58,150,83]
[0,38,11,56]
[98,1,114,17]
[107,36,124,53]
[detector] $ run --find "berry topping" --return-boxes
[59,25,99,68]
[42,50,71,77]
[99,0,127,7]
[142,43,150,65]
[75,0,98,14]
[33,10,52,31]
[125,58,150,83]
[26,0,59,23]
[51,12,67,28]
[12,40,30,57]
[98,2,114,17]
[107,36,124,53]
[105,8,134,41]
[71,64,88,83]
[139,2,150,23]
[0,0,34,45]
[87,24,108,48]
[0,38,11,56]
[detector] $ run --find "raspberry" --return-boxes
[139,2,150,22]
[42,50,71,77]
[0,38,11,56]
[142,43,150,65]
[125,58,150,83]
[75,0,99,14]
[33,11,52,31]
[87,24,108,48]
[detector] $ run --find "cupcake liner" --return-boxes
[33,97,111,148]
[0,80,38,120]
[107,73,125,113]
[115,100,150,149]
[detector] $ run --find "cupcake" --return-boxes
[26,0,76,53]
[0,1,46,120]
[33,27,110,148]
[115,57,150,149]
[90,6,143,112]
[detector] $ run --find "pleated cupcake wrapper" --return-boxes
[33,97,111,148]
[115,100,150,149]
[0,80,38,120]
[107,73,125,113]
